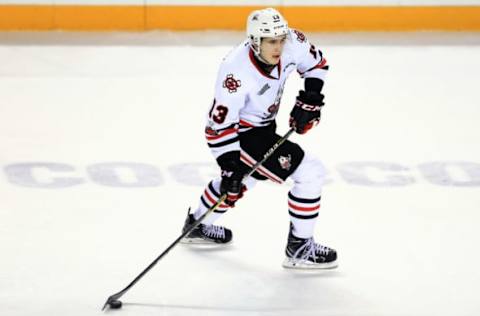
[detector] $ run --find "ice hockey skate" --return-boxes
[283,224,338,269]
[181,212,232,245]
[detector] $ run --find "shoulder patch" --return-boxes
[223,74,242,93]
[292,29,307,43]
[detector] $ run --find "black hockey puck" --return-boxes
[108,299,122,309]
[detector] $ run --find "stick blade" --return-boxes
[101,299,109,311]
[101,294,119,311]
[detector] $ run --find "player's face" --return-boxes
[260,35,287,65]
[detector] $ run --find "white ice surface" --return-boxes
[1,32,480,316]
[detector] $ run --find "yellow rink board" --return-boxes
[1,5,480,31]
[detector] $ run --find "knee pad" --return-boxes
[289,153,326,198]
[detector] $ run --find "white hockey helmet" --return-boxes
[246,8,289,56]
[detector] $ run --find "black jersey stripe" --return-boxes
[259,119,275,126]
[288,192,321,204]
[215,123,237,133]
[289,210,319,220]
[207,136,239,148]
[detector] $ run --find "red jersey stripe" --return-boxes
[239,119,254,127]
[318,58,327,68]
[205,127,237,141]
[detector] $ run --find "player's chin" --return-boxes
[270,56,281,64]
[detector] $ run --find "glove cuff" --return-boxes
[305,77,324,93]
[298,90,325,107]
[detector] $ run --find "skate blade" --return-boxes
[180,237,232,246]
[282,257,338,270]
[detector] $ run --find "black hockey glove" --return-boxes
[217,151,247,207]
[289,90,324,134]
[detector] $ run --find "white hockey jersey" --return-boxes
[205,29,328,159]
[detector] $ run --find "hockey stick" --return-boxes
[102,127,295,311]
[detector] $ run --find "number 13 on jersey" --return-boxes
[209,99,229,124]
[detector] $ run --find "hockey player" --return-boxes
[182,8,337,269]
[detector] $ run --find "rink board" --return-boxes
[1,4,480,30]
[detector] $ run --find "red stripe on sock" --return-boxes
[204,189,229,208]
[288,201,320,212]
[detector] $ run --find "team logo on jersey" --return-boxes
[278,154,292,171]
[293,29,306,43]
[264,82,285,120]
[257,83,271,95]
[223,74,241,93]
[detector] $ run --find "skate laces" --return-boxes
[202,225,225,239]
[295,238,330,262]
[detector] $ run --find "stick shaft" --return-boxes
[102,128,295,310]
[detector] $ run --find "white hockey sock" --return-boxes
[192,178,227,225]
[288,191,320,238]
[288,152,326,238]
